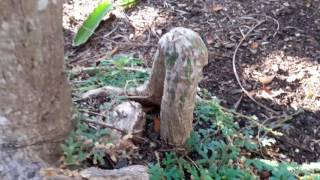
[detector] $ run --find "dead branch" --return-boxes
[232,19,280,115]
[81,85,124,99]
[82,119,128,134]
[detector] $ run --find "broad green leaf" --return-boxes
[73,0,113,46]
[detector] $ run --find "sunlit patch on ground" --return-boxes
[247,50,320,111]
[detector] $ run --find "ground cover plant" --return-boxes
[62,0,320,179]
[63,53,320,179]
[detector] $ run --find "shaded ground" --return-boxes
[63,0,320,164]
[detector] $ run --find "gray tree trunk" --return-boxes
[0,1,73,179]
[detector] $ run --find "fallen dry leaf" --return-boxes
[206,35,215,45]
[257,89,285,100]
[259,75,275,85]
[40,168,58,177]
[111,46,119,56]
[153,116,160,133]
[250,41,259,49]
[212,4,224,12]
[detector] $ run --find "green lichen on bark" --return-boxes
[165,50,179,69]
[179,91,188,107]
[167,75,179,105]
[184,58,192,84]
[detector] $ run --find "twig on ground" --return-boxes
[78,109,108,118]
[185,155,199,170]
[219,106,282,136]
[232,19,280,115]
[269,109,304,129]
[197,98,282,136]
[124,80,137,97]
[103,25,119,38]
[233,93,244,111]
[257,109,304,141]
[81,85,124,99]
[79,83,157,107]
[150,22,160,40]
[265,15,280,37]
[82,119,127,134]
[240,14,280,38]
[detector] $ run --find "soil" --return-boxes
[63,0,320,165]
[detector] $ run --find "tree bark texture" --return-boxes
[0,0,73,179]
[147,27,208,145]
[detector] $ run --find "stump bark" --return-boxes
[147,27,208,145]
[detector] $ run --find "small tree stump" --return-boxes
[147,27,208,146]
[79,27,208,146]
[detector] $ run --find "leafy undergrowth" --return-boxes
[149,97,317,179]
[70,55,148,93]
[63,55,319,179]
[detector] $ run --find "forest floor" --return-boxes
[63,0,320,168]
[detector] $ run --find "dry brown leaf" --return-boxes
[259,75,275,85]
[212,4,224,12]
[111,46,119,56]
[206,35,215,45]
[153,116,160,133]
[250,41,259,49]
[40,168,58,177]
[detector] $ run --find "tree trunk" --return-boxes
[0,1,73,179]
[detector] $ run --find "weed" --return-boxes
[62,114,109,167]
[63,55,148,167]
[73,55,149,93]
[149,97,304,179]
[65,53,318,178]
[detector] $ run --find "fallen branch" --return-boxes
[232,19,280,115]
[219,106,282,136]
[81,119,149,142]
[82,119,127,134]
[81,85,124,99]
[265,109,303,130]
[241,14,280,37]
[196,98,282,136]
[257,109,303,140]
[78,109,108,118]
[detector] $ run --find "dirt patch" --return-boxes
[63,0,320,164]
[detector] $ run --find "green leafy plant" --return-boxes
[111,55,143,69]
[73,56,148,92]
[73,0,139,46]
[65,51,319,177]
[246,159,298,180]
[63,55,146,166]
[149,98,312,179]
[149,99,256,179]
[62,114,109,166]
